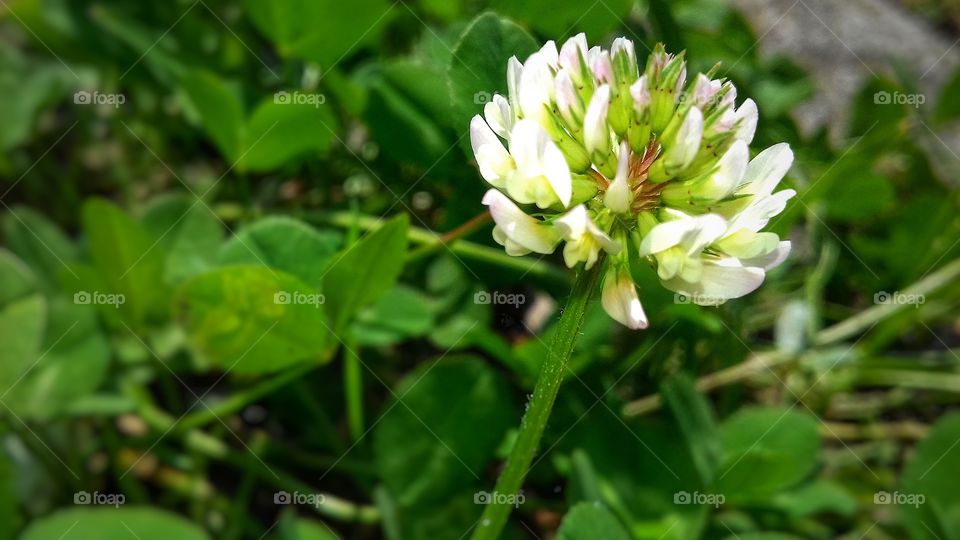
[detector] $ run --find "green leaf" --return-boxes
[556,502,631,540]
[142,195,223,286]
[80,198,168,326]
[238,99,339,172]
[351,285,434,347]
[490,0,633,40]
[373,357,515,506]
[20,507,210,540]
[900,413,960,539]
[0,443,18,536]
[175,266,330,375]
[274,514,340,540]
[180,69,244,161]
[322,214,409,332]
[244,0,395,65]
[0,250,46,413]
[5,297,110,420]
[934,68,960,124]
[1,205,77,289]
[218,216,341,287]
[715,407,820,501]
[446,13,537,141]
[769,481,857,518]
[662,373,722,485]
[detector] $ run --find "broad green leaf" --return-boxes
[715,407,820,501]
[769,481,857,518]
[0,44,73,150]
[722,534,805,540]
[238,99,339,172]
[5,297,109,420]
[80,198,168,326]
[351,285,434,347]
[142,195,223,286]
[373,357,514,506]
[0,443,17,537]
[446,13,537,142]
[557,502,631,540]
[900,413,960,540]
[274,514,339,540]
[243,0,395,65]
[490,0,634,41]
[0,250,45,412]
[323,214,409,332]
[175,266,330,375]
[2,205,77,289]
[20,507,210,540]
[661,373,722,485]
[180,69,244,161]
[218,216,341,287]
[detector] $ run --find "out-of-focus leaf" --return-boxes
[0,250,46,410]
[80,198,168,326]
[218,216,341,287]
[244,0,395,65]
[2,205,77,289]
[556,502,631,540]
[323,214,409,332]
[180,69,244,161]
[142,195,223,286]
[238,99,338,172]
[175,266,329,375]
[934,67,960,124]
[769,481,857,518]
[490,0,633,40]
[351,285,434,347]
[900,413,960,539]
[373,357,514,506]
[20,507,210,540]
[0,44,73,150]
[446,13,537,148]
[662,373,722,485]
[715,407,820,501]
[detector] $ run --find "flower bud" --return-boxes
[603,142,633,213]
[583,85,615,176]
[649,106,703,182]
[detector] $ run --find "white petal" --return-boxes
[734,98,758,144]
[602,267,648,330]
[604,142,633,213]
[507,56,523,108]
[663,257,766,306]
[742,240,791,271]
[667,107,703,170]
[638,213,727,256]
[554,70,582,125]
[542,138,573,207]
[539,40,559,67]
[702,139,749,200]
[729,189,796,232]
[591,50,614,85]
[483,94,512,139]
[559,33,588,75]
[470,115,512,186]
[482,189,559,254]
[738,143,794,197]
[519,53,554,124]
[583,84,611,155]
[630,75,650,110]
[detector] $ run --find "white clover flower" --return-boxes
[469,38,795,329]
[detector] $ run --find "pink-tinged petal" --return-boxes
[602,266,649,329]
[591,50,614,85]
[630,75,650,110]
[559,33,588,75]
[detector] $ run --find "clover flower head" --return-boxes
[471,37,795,330]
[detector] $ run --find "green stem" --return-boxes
[471,261,604,540]
[344,331,365,441]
